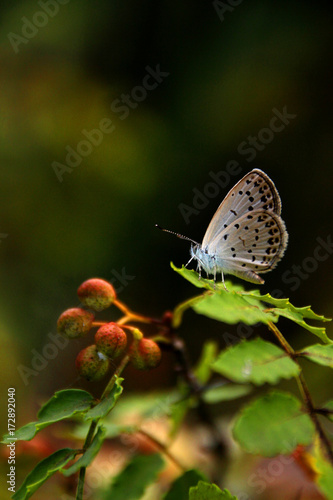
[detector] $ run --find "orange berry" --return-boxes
[95,323,127,359]
[57,308,94,338]
[75,345,109,381]
[129,338,161,370]
[77,278,116,311]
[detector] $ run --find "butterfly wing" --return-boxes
[206,209,288,284]
[202,169,282,249]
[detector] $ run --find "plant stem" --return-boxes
[75,355,130,499]
[268,321,333,465]
[267,321,295,355]
[315,408,333,416]
[114,299,153,324]
[100,355,130,399]
[76,420,97,499]
[296,372,333,465]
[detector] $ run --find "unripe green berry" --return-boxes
[57,308,94,338]
[129,338,161,370]
[77,278,116,311]
[95,323,127,359]
[75,345,109,381]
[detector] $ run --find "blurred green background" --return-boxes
[0,0,332,496]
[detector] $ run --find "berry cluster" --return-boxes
[57,278,161,381]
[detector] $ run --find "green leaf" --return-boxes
[194,341,219,384]
[2,390,94,443]
[84,377,123,420]
[234,290,332,343]
[298,344,333,368]
[202,384,252,404]
[62,426,106,476]
[171,263,221,291]
[164,470,207,500]
[193,289,276,325]
[189,481,238,499]
[3,422,37,443]
[212,338,300,385]
[37,389,94,420]
[233,390,315,456]
[171,263,246,293]
[271,308,331,343]
[172,264,331,342]
[102,453,165,500]
[12,448,77,500]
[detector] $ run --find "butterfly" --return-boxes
[156,169,288,287]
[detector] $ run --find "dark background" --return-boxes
[0,1,332,497]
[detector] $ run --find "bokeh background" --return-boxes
[0,1,332,498]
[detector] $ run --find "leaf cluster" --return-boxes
[2,265,333,500]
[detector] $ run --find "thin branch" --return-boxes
[76,421,97,499]
[268,321,333,466]
[92,321,107,327]
[314,407,333,417]
[267,321,295,355]
[114,299,156,324]
[100,355,130,399]
[296,372,333,465]
[75,355,130,499]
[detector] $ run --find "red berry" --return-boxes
[57,308,94,338]
[129,338,161,370]
[77,278,116,311]
[75,345,109,381]
[95,323,127,359]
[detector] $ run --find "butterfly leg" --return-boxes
[213,265,217,289]
[185,255,195,268]
[221,271,228,292]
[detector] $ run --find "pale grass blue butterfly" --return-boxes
[156,169,288,288]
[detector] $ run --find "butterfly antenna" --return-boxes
[155,224,200,245]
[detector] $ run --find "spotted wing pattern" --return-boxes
[207,210,288,283]
[202,169,282,249]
